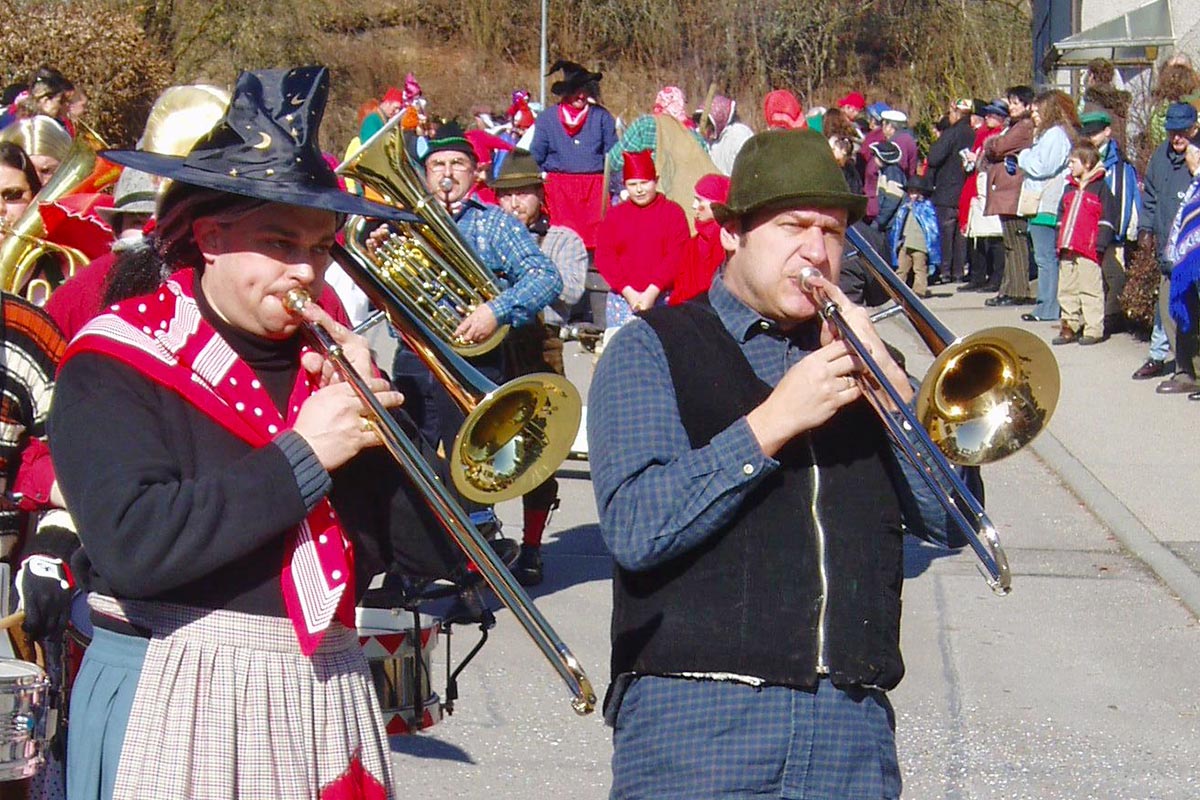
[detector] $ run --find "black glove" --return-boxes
[16,518,79,641]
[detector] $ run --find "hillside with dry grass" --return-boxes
[2,0,1031,151]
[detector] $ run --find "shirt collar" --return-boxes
[707,273,785,343]
[707,271,823,347]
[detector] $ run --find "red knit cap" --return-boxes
[694,173,731,204]
[623,150,656,181]
[837,91,866,112]
[382,86,404,106]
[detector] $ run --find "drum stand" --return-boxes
[364,571,496,731]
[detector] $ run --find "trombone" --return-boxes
[806,229,1061,594]
[283,288,596,715]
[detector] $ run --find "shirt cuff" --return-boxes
[274,430,332,511]
[689,416,779,483]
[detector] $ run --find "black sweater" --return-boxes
[49,286,460,617]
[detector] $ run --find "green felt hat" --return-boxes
[713,128,866,224]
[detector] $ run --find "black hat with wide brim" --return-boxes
[101,66,416,223]
[713,128,867,224]
[547,59,603,98]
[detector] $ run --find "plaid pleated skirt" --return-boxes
[86,595,394,800]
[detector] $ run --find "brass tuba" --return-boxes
[335,125,582,505]
[338,124,510,357]
[0,123,111,304]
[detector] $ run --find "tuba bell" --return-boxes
[338,123,510,357]
[0,123,113,304]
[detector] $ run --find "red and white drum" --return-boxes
[355,608,443,736]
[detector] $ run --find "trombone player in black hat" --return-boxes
[49,66,460,800]
[589,128,962,799]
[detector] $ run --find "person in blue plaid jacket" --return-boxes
[589,128,961,800]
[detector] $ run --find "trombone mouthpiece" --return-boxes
[798,267,822,292]
[283,288,313,315]
[438,177,454,193]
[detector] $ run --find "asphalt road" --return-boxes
[376,289,1200,799]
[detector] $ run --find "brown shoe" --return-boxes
[1052,325,1078,345]
[1077,336,1103,345]
[1132,358,1168,380]
[1156,374,1200,394]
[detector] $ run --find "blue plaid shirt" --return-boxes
[588,273,957,573]
[456,200,562,328]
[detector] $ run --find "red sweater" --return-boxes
[594,193,689,293]
[669,219,726,305]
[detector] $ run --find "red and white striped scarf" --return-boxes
[63,270,354,656]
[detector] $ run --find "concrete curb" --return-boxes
[1031,430,1200,620]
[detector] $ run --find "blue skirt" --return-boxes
[66,628,148,800]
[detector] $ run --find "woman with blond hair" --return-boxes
[0,114,72,185]
[1017,89,1079,322]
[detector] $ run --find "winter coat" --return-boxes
[1140,141,1194,269]
[1099,138,1141,242]
[926,117,975,208]
[982,114,1034,217]
[874,163,906,232]
[890,196,942,268]
[1056,165,1118,263]
[859,128,887,219]
[1017,125,1072,223]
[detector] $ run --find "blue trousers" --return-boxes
[611,676,900,799]
[1029,222,1061,320]
[66,628,148,800]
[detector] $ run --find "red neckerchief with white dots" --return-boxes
[63,269,354,656]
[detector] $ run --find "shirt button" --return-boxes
[742,463,755,475]
[758,321,770,330]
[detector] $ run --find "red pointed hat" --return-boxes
[622,149,656,182]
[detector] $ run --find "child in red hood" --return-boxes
[670,173,731,305]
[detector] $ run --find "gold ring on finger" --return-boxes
[359,416,373,433]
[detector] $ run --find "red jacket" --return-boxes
[1057,165,1118,263]
[669,219,726,305]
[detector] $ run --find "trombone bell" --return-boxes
[454,374,582,504]
[917,327,1060,466]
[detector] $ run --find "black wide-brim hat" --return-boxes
[547,59,603,98]
[101,66,416,223]
[713,128,867,224]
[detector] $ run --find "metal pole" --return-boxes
[539,0,548,108]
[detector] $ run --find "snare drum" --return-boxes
[355,608,442,736]
[0,659,51,781]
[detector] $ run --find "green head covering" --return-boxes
[713,128,866,224]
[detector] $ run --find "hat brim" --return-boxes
[101,149,418,223]
[489,174,543,191]
[550,72,603,97]
[712,191,867,226]
[97,202,157,223]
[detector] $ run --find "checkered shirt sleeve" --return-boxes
[458,204,563,328]
[541,225,588,323]
[588,318,778,572]
[606,115,658,173]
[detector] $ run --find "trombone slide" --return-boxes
[798,269,1012,594]
[284,289,597,714]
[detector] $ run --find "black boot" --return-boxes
[513,544,544,586]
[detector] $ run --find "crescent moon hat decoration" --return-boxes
[100,66,416,222]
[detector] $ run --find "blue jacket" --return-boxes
[890,197,942,270]
[874,164,907,232]
[1100,139,1142,242]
